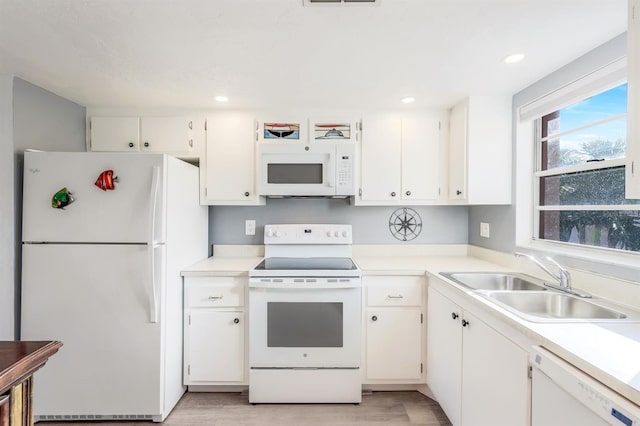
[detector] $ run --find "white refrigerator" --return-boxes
[20,151,208,422]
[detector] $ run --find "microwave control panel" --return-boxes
[336,144,355,195]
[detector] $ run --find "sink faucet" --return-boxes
[514,252,590,298]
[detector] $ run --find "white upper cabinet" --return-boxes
[448,96,512,204]
[89,117,140,151]
[140,117,194,153]
[359,112,402,203]
[89,116,197,157]
[627,0,640,199]
[201,112,264,205]
[357,110,444,205]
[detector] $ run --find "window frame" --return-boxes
[531,81,637,253]
[515,58,640,272]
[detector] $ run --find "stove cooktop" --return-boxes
[253,257,358,271]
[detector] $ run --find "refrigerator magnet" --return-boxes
[94,169,118,191]
[51,187,75,209]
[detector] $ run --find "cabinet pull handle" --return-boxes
[128,142,135,148]
[387,294,404,299]
[189,139,193,148]
[144,142,150,148]
[456,190,462,196]
[244,191,250,197]
[390,192,396,197]
[405,190,411,196]
[233,318,240,324]
[207,295,223,300]
[371,315,378,321]
[451,312,459,320]
[461,319,469,327]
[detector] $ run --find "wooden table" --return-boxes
[0,341,62,426]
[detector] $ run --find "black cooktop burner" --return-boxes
[253,257,358,271]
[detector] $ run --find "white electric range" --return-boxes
[248,224,362,404]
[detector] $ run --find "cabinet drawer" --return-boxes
[365,276,423,307]
[185,276,245,307]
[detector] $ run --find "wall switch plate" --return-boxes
[245,220,256,236]
[480,222,490,238]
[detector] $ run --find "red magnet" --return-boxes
[95,170,118,191]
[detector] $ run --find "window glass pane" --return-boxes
[540,167,640,206]
[539,210,640,252]
[545,83,627,137]
[541,118,626,169]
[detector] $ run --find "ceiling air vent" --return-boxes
[303,0,380,6]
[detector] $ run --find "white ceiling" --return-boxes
[0,0,628,110]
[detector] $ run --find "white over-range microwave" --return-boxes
[257,141,356,197]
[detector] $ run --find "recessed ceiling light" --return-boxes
[503,53,525,64]
[214,95,229,102]
[401,97,415,103]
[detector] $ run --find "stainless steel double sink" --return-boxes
[439,272,638,322]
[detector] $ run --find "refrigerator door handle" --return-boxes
[148,166,161,245]
[148,244,159,323]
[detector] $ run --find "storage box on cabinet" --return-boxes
[363,275,425,383]
[183,276,247,386]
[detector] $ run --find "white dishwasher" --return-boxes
[531,347,640,426]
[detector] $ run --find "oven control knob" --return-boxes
[266,229,275,238]
[275,231,283,238]
[341,230,349,238]
[326,231,333,237]
[333,231,341,237]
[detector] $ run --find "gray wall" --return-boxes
[468,33,627,254]
[11,78,86,338]
[0,76,15,340]
[209,200,468,250]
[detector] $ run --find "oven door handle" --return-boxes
[248,281,361,289]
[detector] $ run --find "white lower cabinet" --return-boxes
[363,275,425,383]
[183,276,247,386]
[427,284,529,426]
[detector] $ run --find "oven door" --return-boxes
[249,283,361,368]
[257,142,336,196]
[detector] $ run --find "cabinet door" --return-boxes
[140,117,193,153]
[401,112,441,201]
[365,308,422,381]
[427,287,463,426]
[186,311,245,383]
[360,113,402,202]
[461,310,529,426]
[627,0,640,199]
[448,100,468,200]
[203,113,261,204]
[89,117,139,151]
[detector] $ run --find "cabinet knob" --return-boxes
[244,192,250,197]
[371,315,378,322]
[451,312,459,320]
[456,190,462,196]
[390,192,396,197]
[233,318,240,324]
[144,142,150,148]
[128,142,134,148]
[405,190,411,196]
[461,319,469,327]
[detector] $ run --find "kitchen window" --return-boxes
[534,82,640,253]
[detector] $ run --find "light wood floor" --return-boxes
[41,391,452,425]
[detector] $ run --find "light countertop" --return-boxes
[181,252,640,406]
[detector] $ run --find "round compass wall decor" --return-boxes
[389,208,422,241]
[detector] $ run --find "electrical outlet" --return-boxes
[245,220,256,236]
[480,222,490,238]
